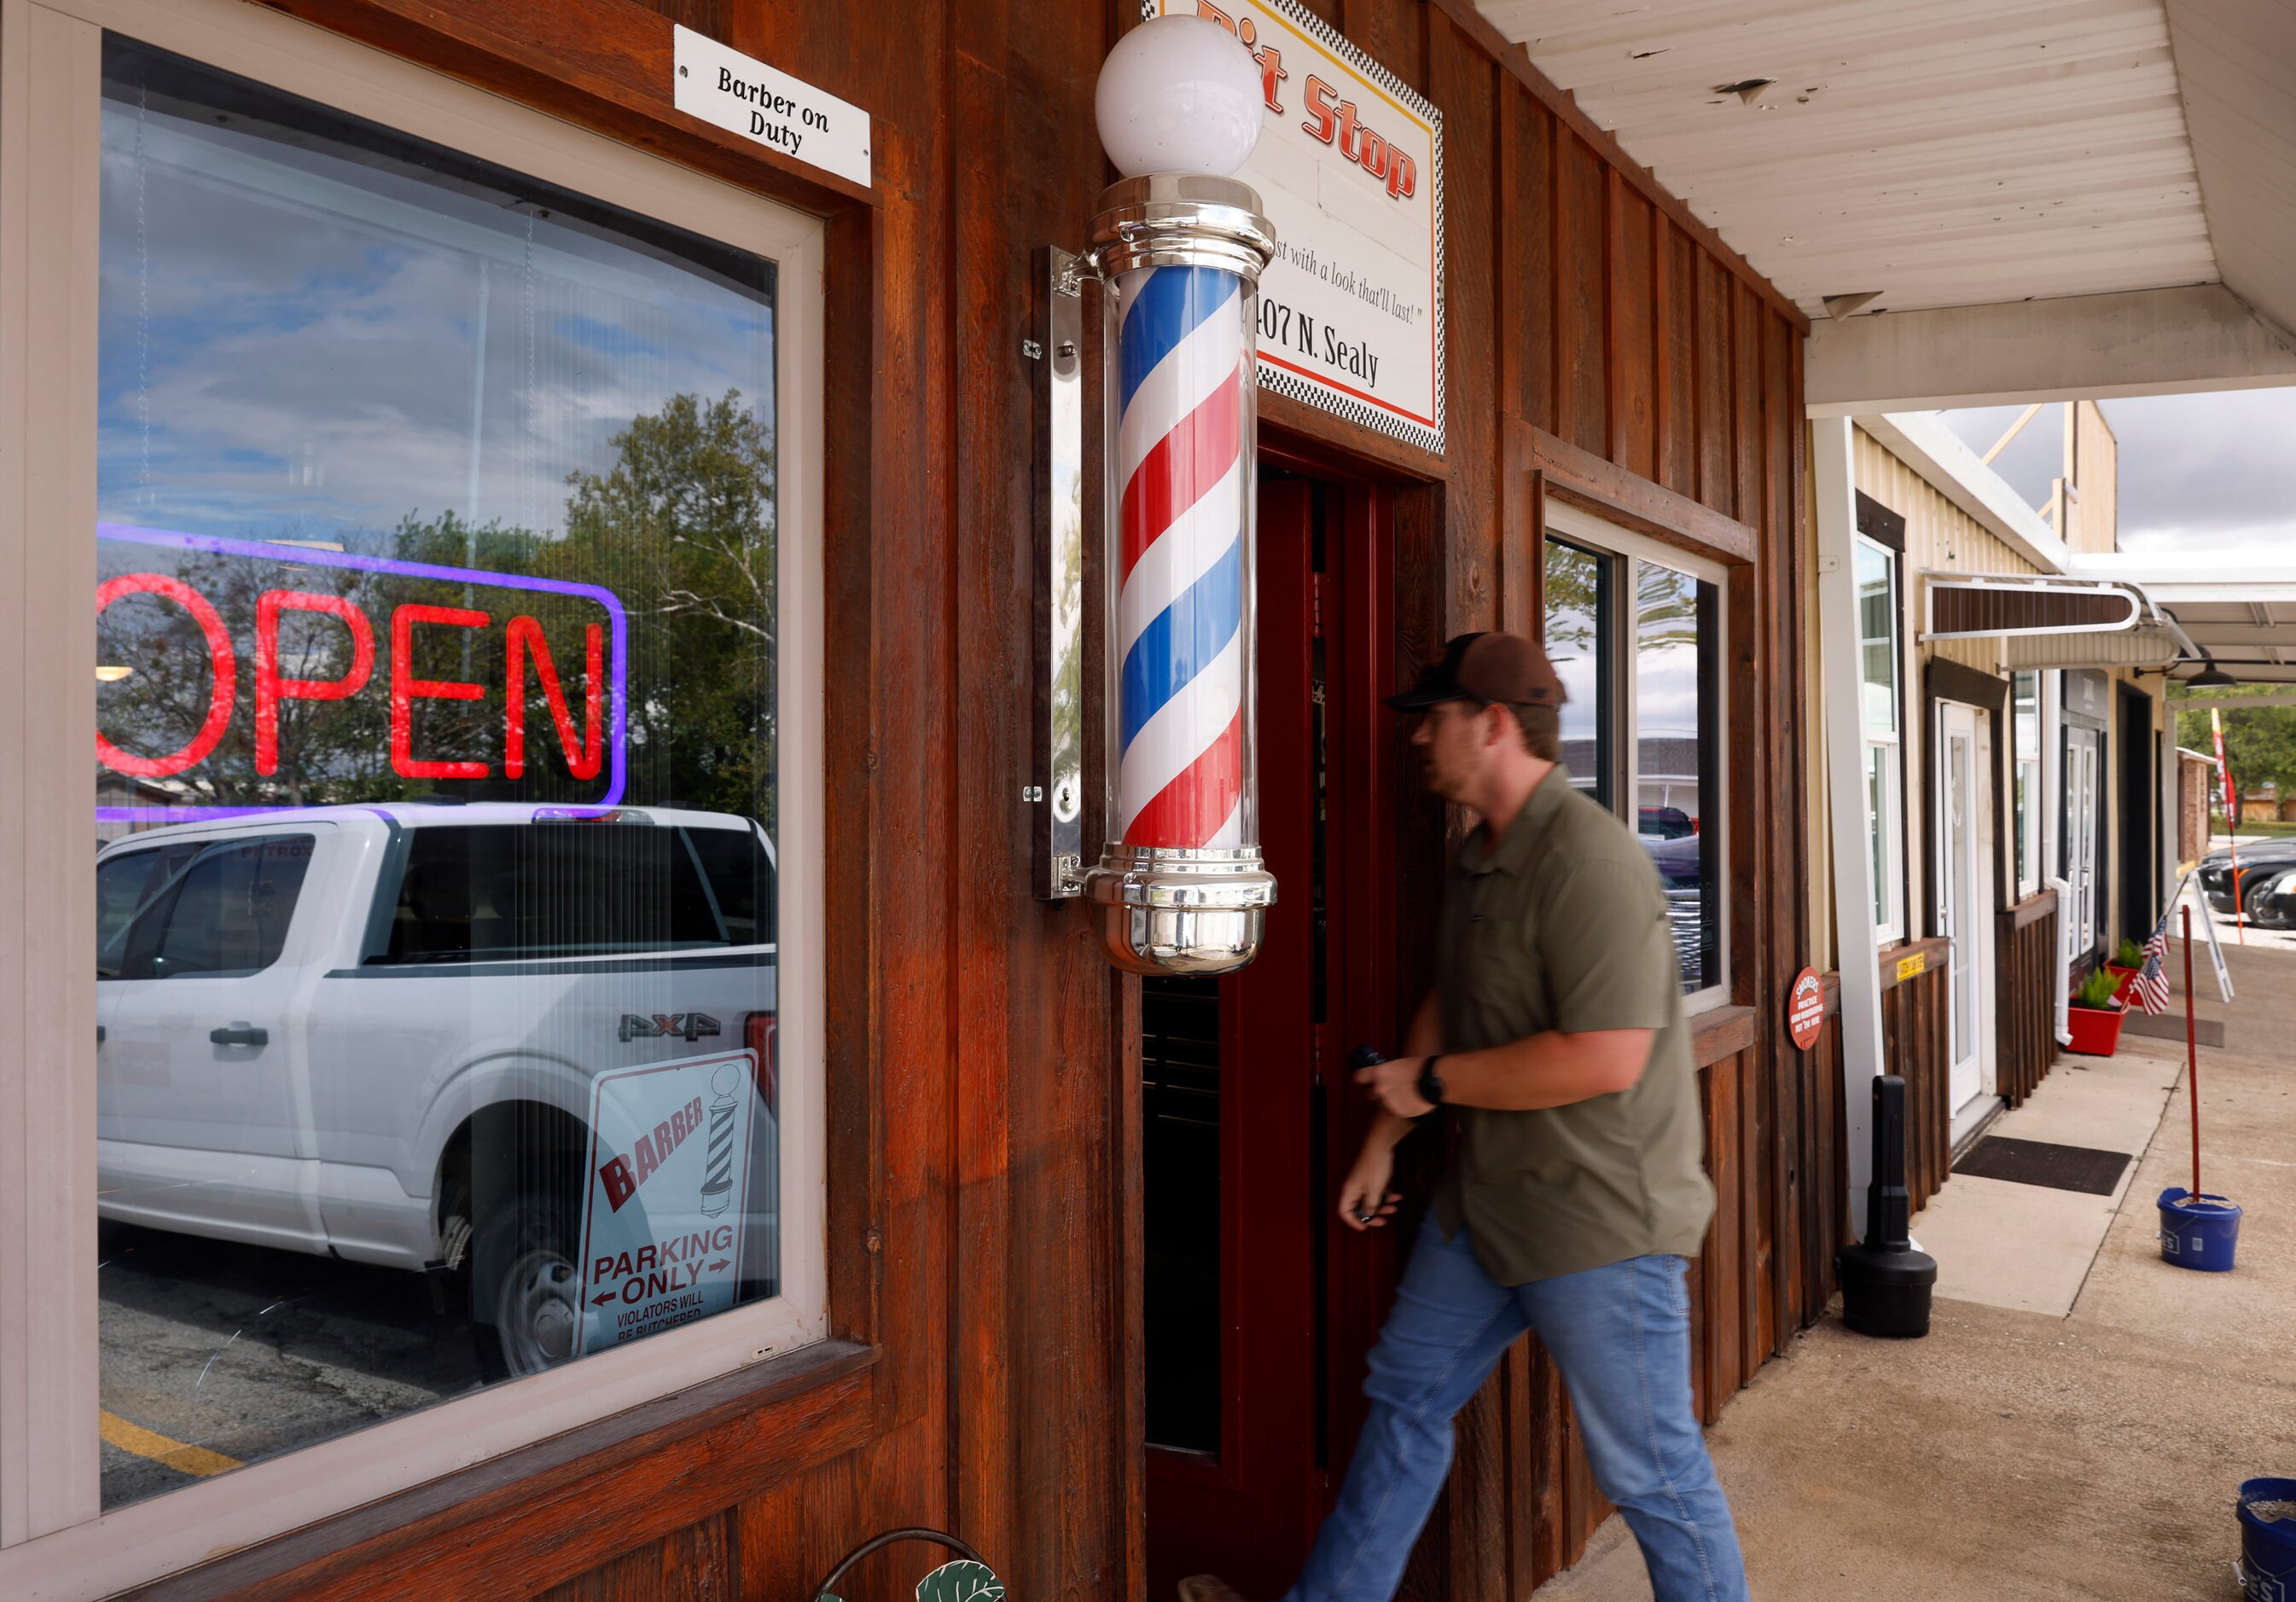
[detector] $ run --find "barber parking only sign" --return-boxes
[576,1050,759,1356]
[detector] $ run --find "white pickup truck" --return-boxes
[96,802,779,1377]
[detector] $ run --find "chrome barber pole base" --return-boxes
[1082,845,1275,975]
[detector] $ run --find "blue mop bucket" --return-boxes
[2237,1478,2296,1601]
[2159,1188,2242,1272]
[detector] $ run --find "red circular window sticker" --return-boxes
[1785,966,1825,1052]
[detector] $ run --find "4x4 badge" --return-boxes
[618,1012,723,1042]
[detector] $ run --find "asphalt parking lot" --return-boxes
[98,1221,485,1508]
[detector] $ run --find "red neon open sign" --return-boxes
[96,524,627,820]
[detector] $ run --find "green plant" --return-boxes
[2115,937,2143,968]
[2074,966,2123,1011]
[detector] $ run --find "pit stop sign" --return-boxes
[576,1048,759,1356]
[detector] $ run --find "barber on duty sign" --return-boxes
[1144,0,1445,455]
[673,25,872,188]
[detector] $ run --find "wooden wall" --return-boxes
[1312,3,1816,1594]
[1997,894,2061,1107]
[1876,938,1954,1213]
[139,2,1819,1599]
[2058,400,2119,554]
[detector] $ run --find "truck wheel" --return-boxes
[471,1181,581,1380]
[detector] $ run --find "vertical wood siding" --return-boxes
[1996,899,2062,1107]
[1879,943,1956,1212]
[143,3,1818,1599]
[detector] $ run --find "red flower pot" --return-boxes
[2107,964,2139,1004]
[2067,1001,2126,1057]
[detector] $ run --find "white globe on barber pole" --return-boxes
[1095,13,1264,178]
[1080,16,1280,975]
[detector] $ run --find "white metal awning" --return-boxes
[1919,570,2201,672]
[1916,560,2296,685]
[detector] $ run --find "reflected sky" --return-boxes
[96,55,775,550]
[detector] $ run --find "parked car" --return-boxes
[95,802,779,1377]
[1638,805,1696,840]
[2198,839,2296,921]
[1640,831,1706,981]
[2251,867,2296,931]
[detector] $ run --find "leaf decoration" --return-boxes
[915,1558,1005,1602]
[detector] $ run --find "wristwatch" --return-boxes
[1415,1054,1446,1112]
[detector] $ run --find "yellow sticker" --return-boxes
[1896,951,1927,983]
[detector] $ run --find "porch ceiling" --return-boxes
[1475,0,2296,341]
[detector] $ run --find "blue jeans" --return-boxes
[1285,1217,1747,1602]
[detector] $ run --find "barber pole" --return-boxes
[698,1063,740,1217]
[1114,264,1247,850]
[1080,177,1277,975]
[1077,15,1279,975]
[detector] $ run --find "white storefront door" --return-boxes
[1938,703,1997,1112]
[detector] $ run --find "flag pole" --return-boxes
[2183,903,2200,1201]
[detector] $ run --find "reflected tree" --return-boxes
[96,392,780,829]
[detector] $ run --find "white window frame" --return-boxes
[2013,670,2043,899]
[1853,533,1906,944]
[0,0,827,1589]
[1543,501,1731,1013]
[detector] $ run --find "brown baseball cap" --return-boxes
[1385,631,1566,711]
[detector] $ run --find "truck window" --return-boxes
[96,845,198,977]
[382,823,734,963]
[683,826,777,948]
[149,835,315,978]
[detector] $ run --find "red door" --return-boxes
[1144,467,1396,1599]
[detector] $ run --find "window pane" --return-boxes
[93,39,783,1509]
[1634,561,1721,993]
[1855,541,1897,734]
[377,823,739,963]
[2014,673,2040,892]
[1867,742,1898,932]
[96,845,195,975]
[152,836,313,978]
[1543,537,1610,807]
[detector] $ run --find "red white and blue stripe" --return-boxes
[1114,264,1247,850]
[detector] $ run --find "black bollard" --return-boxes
[1837,1074,1937,1338]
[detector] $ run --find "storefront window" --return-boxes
[1855,537,1904,941]
[1634,561,1723,995]
[1542,519,1726,998]
[93,38,788,1508]
[2014,671,2042,897]
[1543,536,1611,808]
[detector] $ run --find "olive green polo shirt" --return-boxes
[1430,765,1715,1286]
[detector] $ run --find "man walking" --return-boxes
[1182,631,1747,1602]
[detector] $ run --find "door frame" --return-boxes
[1921,659,2012,1113]
[2117,683,2156,944]
[1141,431,1403,1597]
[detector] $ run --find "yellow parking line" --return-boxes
[98,1409,241,1477]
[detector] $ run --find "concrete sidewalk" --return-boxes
[1536,943,2295,1601]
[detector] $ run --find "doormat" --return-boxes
[2120,1013,2224,1047]
[1952,1135,2132,1197]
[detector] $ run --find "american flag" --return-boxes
[2133,905,2173,1016]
